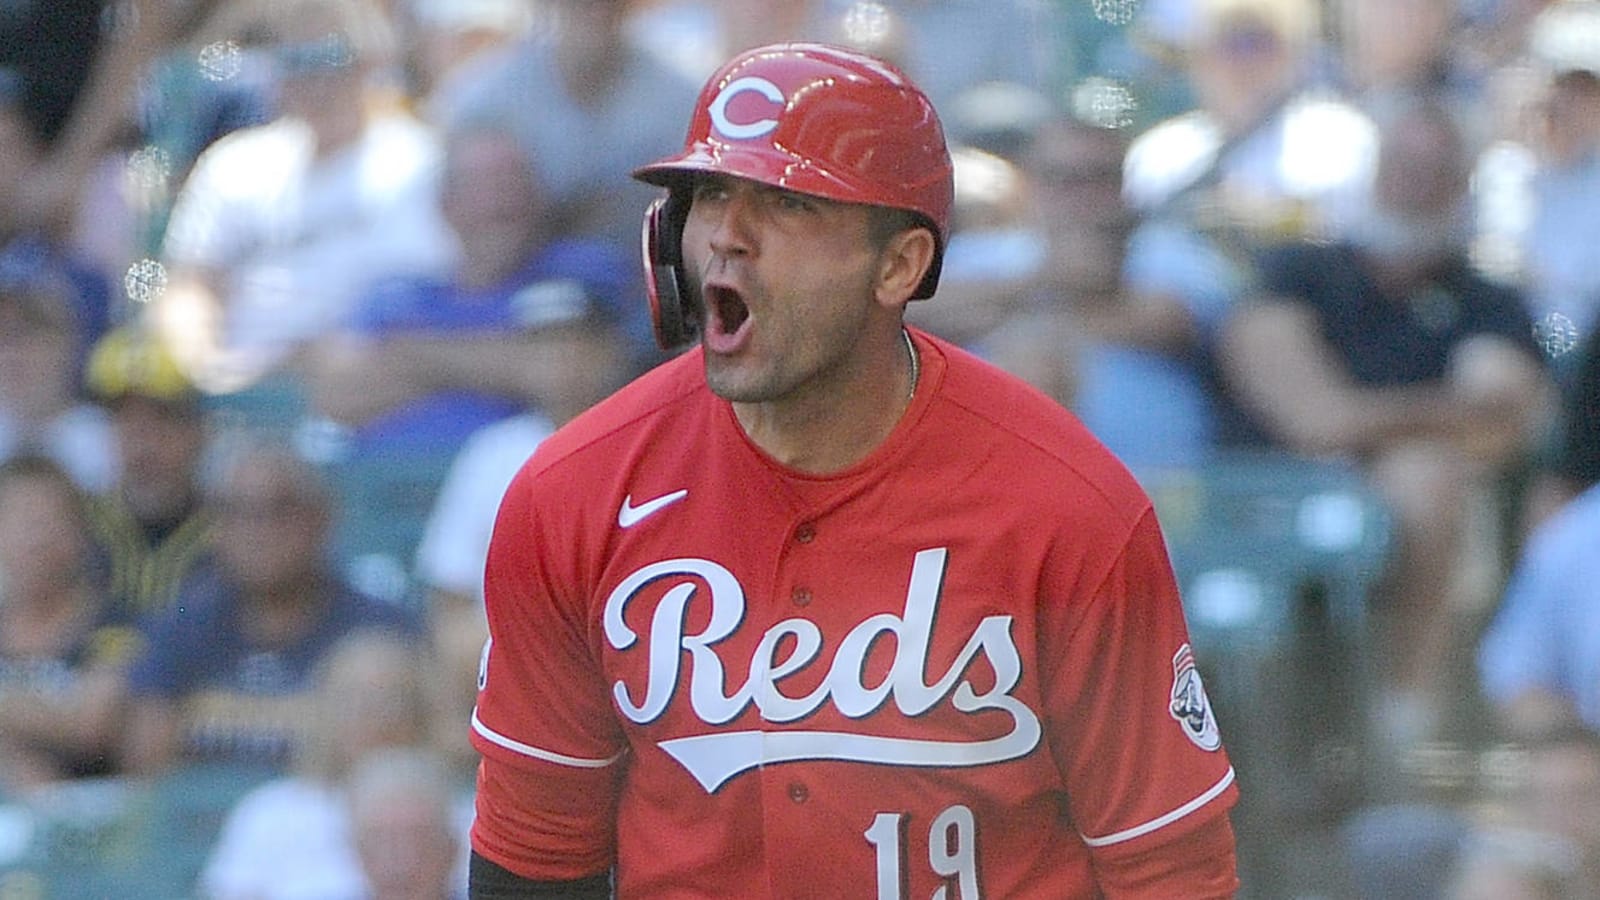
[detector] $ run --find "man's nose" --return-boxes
[706,192,757,259]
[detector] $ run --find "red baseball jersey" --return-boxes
[471,328,1238,898]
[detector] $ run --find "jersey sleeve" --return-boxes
[470,463,628,881]
[1038,506,1239,889]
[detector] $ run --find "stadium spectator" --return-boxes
[199,630,458,900]
[0,455,132,791]
[1218,93,1553,743]
[630,0,1064,152]
[0,0,228,243]
[0,91,114,360]
[1021,113,1215,471]
[1116,0,1379,475]
[1479,475,1600,740]
[1472,1,1600,386]
[1511,63,1600,350]
[120,438,420,775]
[303,122,632,457]
[0,258,115,493]
[1334,0,1485,114]
[628,0,836,82]
[0,0,114,183]
[83,325,216,622]
[348,746,470,900]
[155,0,456,395]
[1121,0,1375,237]
[427,0,698,257]
[1464,3,1600,544]
[400,0,534,108]
[909,112,1217,471]
[299,122,631,593]
[92,0,281,282]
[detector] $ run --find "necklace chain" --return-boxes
[902,327,920,401]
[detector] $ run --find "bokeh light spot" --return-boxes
[1533,312,1580,359]
[1071,77,1138,130]
[842,2,894,46]
[1092,0,1140,26]
[198,40,243,81]
[125,259,169,305]
[124,145,173,208]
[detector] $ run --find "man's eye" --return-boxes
[775,193,815,212]
[693,182,728,203]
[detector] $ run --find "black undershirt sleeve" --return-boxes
[468,851,612,900]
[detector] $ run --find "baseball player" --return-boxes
[469,43,1239,898]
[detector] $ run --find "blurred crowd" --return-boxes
[0,0,1599,897]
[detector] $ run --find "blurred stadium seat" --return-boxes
[323,448,456,608]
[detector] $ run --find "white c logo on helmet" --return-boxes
[708,76,784,140]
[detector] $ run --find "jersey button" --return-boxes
[795,522,817,544]
[791,587,812,607]
[787,782,809,804]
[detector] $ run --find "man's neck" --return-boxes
[731,330,918,475]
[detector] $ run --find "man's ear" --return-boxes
[874,227,937,308]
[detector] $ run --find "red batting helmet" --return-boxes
[633,42,954,349]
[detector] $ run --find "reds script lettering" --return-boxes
[602,547,1042,792]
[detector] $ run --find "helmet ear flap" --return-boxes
[642,191,699,350]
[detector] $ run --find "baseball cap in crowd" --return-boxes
[84,326,202,412]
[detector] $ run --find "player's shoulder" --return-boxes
[922,331,1150,518]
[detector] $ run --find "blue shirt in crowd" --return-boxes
[1478,482,1600,733]
[345,238,632,455]
[126,563,421,770]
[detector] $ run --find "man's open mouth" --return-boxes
[705,284,750,335]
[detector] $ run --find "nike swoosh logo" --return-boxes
[618,489,689,528]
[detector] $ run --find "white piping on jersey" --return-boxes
[1078,766,1236,848]
[471,708,624,769]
